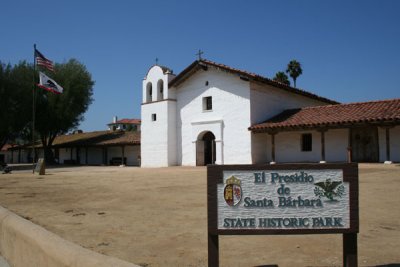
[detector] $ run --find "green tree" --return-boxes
[286,60,303,88]
[35,59,94,163]
[273,71,290,86]
[0,61,32,150]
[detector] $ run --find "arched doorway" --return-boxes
[196,131,216,166]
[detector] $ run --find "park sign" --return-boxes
[207,163,359,266]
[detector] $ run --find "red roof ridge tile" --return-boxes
[300,98,400,111]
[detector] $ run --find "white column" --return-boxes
[215,140,223,165]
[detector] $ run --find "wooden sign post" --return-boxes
[207,163,358,267]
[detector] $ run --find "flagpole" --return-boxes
[32,44,36,174]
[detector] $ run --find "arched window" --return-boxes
[146,82,152,102]
[157,79,164,101]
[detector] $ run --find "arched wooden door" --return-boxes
[196,131,216,166]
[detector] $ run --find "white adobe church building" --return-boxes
[141,59,400,167]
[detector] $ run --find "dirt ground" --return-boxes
[0,164,399,267]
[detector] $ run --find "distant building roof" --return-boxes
[52,130,140,147]
[8,130,140,150]
[1,144,13,152]
[108,118,141,126]
[169,59,338,105]
[249,98,400,132]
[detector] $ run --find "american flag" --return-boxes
[35,49,54,72]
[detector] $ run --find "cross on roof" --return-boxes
[155,57,159,65]
[195,49,204,60]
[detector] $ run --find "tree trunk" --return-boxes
[41,133,57,164]
[43,145,55,164]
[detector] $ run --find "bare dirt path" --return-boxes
[0,164,399,267]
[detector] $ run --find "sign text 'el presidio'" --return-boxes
[215,166,355,231]
[207,164,359,267]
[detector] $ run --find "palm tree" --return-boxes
[286,60,303,88]
[273,71,290,86]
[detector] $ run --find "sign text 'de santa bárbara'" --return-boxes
[218,169,349,230]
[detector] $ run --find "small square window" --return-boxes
[301,133,312,151]
[151,113,157,121]
[203,96,212,111]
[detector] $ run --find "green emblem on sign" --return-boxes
[314,179,345,201]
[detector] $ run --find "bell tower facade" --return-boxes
[140,65,177,167]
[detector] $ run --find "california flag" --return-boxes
[38,72,63,94]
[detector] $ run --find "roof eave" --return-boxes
[169,59,338,105]
[249,119,400,133]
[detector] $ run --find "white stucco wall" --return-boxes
[57,146,139,166]
[141,100,176,167]
[175,68,252,166]
[251,133,268,164]
[325,129,348,162]
[256,129,349,163]
[167,101,177,166]
[275,131,321,163]
[141,65,177,167]
[249,82,336,163]
[249,83,332,125]
[59,148,73,164]
[125,146,140,166]
[142,66,175,103]
[106,146,140,166]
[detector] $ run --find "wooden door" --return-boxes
[351,127,379,162]
[196,141,205,166]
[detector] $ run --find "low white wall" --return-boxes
[256,129,349,163]
[0,206,139,267]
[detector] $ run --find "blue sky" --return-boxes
[2,0,399,131]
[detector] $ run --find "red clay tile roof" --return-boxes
[1,144,13,151]
[169,59,338,105]
[250,98,400,132]
[108,118,141,125]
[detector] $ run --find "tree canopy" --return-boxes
[0,59,94,163]
[286,60,303,88]
[35,59,94,162]
[273,71,290,86]
[0,61,32,149]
